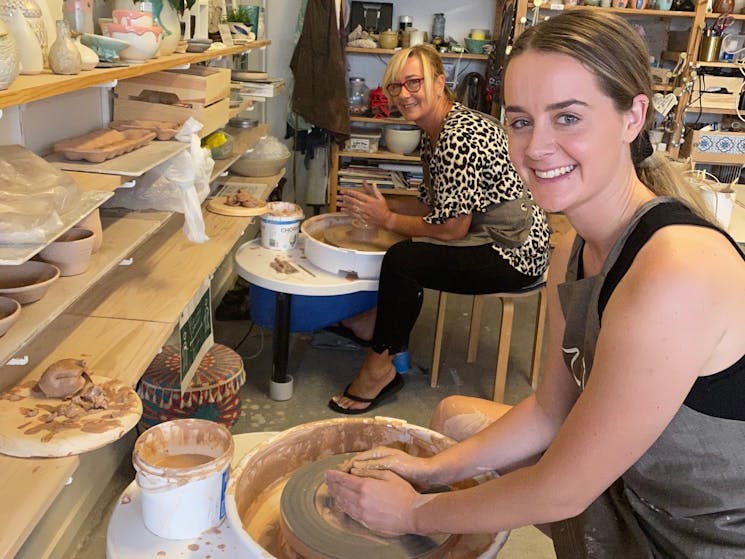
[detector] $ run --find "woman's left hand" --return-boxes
[325,467,428,535]
[339,182,392,229]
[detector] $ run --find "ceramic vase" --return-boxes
[0,20,20,90]
[37,0,55,58]
[0,0,47,65]
[74,35,97,69]
[150,0,179,55]
[8,8,43,74]
[48,18,80,74]
[74,208,102,252]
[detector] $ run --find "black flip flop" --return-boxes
[322,323,371,348]
[328,373,404,415]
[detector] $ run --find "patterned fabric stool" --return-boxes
[138,343,245,430]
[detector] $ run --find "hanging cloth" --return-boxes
[290,0,351,140]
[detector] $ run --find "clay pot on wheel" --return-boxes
[38,227,94,276]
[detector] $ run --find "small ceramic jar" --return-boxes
[378,29,398,49]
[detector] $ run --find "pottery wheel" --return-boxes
[322,225,405,252]
[279,453,456,559]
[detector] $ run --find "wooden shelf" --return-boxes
[351,115,413,125]
[696,61,744,68]
[0,41,270,110]
[339,149,421,162]
[704,11,745,19]
[342,186,419,196]
[537,4,695,17]
[346,46,488,60]
[0,210,173,376]
[684,106,741,114]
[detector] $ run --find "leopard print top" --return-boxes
[419,102,550,276]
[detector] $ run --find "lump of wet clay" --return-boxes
[37,359,89,399]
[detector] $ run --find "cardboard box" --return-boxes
[115,67,231,106]
[691,76,744,110]
[113,97,230,138]
[680,129,745,164]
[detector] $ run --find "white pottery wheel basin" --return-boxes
[301,213,406,280]
[225,416,508,558]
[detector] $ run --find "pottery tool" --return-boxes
[0,375,142,458]
[279,452,457,559]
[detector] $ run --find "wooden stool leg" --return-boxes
[529,288,547,390]
[431,291,448,387]
[466,295,485,363]
[493,298,514,402]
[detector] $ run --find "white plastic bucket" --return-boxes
[260,202,304,250]
[701,188,736,229]
[132,418,234,540]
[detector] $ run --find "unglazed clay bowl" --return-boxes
[0,296,21,337]
[101,22,162,63]
[38,228,95,276]
[0,261,60,304]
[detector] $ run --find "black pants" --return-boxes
[371,240,540,355]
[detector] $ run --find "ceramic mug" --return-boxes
[409,29,425,46]
[657,0,673,10]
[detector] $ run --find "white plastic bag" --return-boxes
[105,118,214,243]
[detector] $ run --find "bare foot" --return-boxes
[330,350,395,412]
[341,308,377,342]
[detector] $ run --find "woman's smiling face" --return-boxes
[503,51,641,214]
[391,56,441,123]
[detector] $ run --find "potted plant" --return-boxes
[225,5,257,40]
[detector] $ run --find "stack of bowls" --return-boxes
[101,10,162,63]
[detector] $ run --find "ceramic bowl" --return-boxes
[378,30,399,49]
[101,22,162,63]
[112,10,153,27]
[80,33,130,62]
[0,296,21,337]
[0,261,60,304]
[38,228,95,277]
[230,153,290,177]
[464,37,489,54]
[383,124,421,155]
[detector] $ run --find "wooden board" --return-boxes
[45,140,187,177]
[0,374,142,458]
[206,196,267,216]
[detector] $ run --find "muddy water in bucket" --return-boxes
[133,418,235,540]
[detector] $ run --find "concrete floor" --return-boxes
[70,287,555,558]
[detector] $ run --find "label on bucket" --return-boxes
[261,217,301,250]
[220,468,229,520]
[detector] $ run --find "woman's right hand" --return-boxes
[346,446,439,489]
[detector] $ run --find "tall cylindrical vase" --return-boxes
[9,8,43,74]
[0,0,48,66]
[48,18,80,74]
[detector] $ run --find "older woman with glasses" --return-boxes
[329,44,551,414]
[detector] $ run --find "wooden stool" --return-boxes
[430,279,547,402]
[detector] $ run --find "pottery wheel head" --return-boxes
[322,225,405,252]
[279,453,456,559]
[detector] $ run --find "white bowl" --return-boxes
[112,10,153,27]
[383,124,421,155]
[101,22,162,63]
[230,153,290,177]
[0,261,60,304]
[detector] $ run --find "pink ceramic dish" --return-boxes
[112,9,153,27]
[0,296,21,337]
[100,22,162,63]
[0,261,60,305]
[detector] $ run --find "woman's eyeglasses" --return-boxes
[386,77,424,96]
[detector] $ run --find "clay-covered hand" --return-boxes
[338,182,392,229]
[345,446,438,489]
[325,467,433,536]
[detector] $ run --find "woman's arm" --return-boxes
[328,227,745,535]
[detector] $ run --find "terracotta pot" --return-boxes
[38,227,94,276]
[75,208,102,252]
[0,295,21,337]
[0,261,60,304]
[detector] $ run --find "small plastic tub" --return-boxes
[260,202,304,250]
[132,419,234,540]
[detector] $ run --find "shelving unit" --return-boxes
[0,41,282,559]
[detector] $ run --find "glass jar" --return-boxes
[432,13,445,42]
[348,77,370,116]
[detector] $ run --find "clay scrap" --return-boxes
[54,128,157,163]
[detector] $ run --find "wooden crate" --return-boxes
[113,97,230,138]
[680,129,745,165]
[691,76,744,111]
[114,67,231,106]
